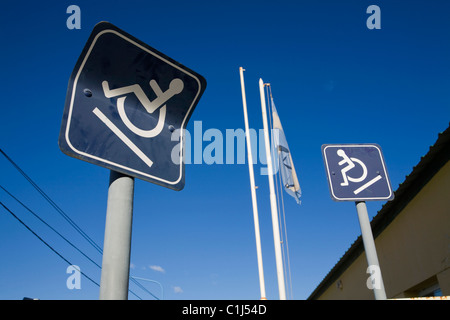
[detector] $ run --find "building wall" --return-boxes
[317,161,450,299]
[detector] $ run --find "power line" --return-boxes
[130,278,160,300]
[0,148,158,299]
[0,148,103,254]
[0,201,100,288]
[0,184,102,269]
[0,189,151,300]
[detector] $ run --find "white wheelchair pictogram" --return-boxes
[102,78,183,138]
[337,149,368,186]
[337,149,382,195]
[92,78,184,168]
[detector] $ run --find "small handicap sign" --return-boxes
[321,144,394,201]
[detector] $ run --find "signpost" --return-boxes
[59,22,206,299]
[322,144,394,300]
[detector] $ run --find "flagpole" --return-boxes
[239,67,266,300]
[259,78,287,300]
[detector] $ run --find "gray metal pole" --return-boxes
[355,201,387,300]
[99,170,135,300]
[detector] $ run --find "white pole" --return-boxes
[239,67,266,300]
[259,78,286,300]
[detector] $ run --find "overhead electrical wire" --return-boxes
[0,184,102,269]
[0,191,147,300]
[0,201,101,288]
[0,148,103,254]
[0,148,160,300]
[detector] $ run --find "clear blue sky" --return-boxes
[0,0,449,300]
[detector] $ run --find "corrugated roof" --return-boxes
[308,123,450,300]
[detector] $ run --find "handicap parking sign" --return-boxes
[321,144,394,201]
[59,22,206,191]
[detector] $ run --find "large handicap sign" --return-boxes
[321,144,394,201]
[59,22,206,191]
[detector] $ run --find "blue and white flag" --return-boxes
[271,99,301,204]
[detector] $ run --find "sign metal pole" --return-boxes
[99,170,135,300]
[355,201,387,300]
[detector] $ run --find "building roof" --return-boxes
[308,123,450,300]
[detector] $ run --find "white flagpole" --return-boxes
[259,78,287,300]
[239,67,266,300]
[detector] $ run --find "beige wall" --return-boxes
[318,162,450,299]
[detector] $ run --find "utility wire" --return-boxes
[0,148,103,253]
[0,201,100,288]
[131,278,160,300]
[0,187,148,300]
[0,184,102,269]
[0,149,158,299]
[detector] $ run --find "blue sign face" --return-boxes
[59,22,206,191]
[321,144,394,201]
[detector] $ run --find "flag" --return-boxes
[271,98,301,204]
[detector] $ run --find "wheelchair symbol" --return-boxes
[92,78,184,168]
[102,78,183,138]
[337,149,382,195]
[337,149,367,186]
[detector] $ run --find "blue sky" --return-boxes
[0,0,449,300]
